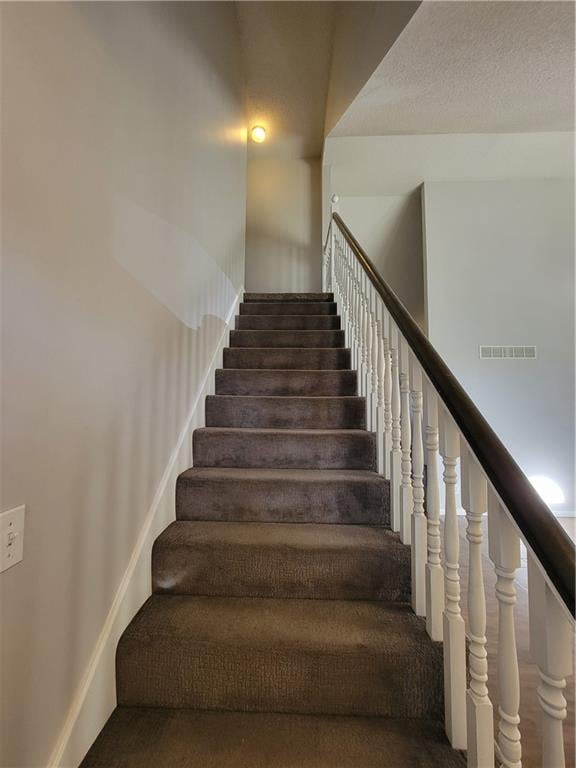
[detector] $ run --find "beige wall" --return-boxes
[0,3,246,766]
[245,157,322,291]
[338,193,424,326]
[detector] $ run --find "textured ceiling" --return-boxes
[236,2,336,159]
[331,0,575,136]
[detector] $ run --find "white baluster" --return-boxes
[389,325,402,533]
[365,286,373,429]
[399,338,413,545]
[425,382,443,641]
[410,355,426,616]
[463,451,494,768]
[383,323,392,481]
[441,411,467,749]
[528,555,574,768]
[359,278,367,397]
[352,267,360,374]
[488,491,522,768]
[370,292,379,431]
[376,315,385,475]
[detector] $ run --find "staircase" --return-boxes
[81,293,465,767]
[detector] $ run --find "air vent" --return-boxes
[479,345,536,360]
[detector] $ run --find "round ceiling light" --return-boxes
[251,125,266,143]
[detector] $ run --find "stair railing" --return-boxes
[324,200,575,768]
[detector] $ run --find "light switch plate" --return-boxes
[0,505,25,573]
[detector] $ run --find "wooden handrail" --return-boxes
[332,212,575,617]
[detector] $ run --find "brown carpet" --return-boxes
[80,292,465,767]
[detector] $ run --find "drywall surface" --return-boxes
[245,157,322,291]
[237,3,334,292]
[423,179,575,514]
[0,4,246,766]
[324,1,420,135]
[338,194,424,326]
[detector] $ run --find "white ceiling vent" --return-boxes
[479,345,537,360]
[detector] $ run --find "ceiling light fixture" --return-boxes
[251,125,266,143]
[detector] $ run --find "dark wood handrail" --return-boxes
[332,212,575,617]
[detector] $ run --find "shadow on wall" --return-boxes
[245,157,322,292]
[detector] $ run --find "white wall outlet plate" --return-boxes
[0,505,25,573]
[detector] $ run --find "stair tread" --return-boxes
[155,520,398,551]
[123,594,432,653]
[153,521,409,600]
[194,426,372,436]
[244,292,334,302]
[224,347,351,369]
[81,708,465,768]
[180,466,383,482]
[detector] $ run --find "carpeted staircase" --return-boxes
[81,293,465,767]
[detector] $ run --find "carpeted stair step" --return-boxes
[80,708,466,768]
[193,428,375,469]
[239,301,337,316]
[235,314,341,330]
[215,369,357,396]
[223,347,351,369]
[152,521,410,601]
[176,468,389,525]
[229,329,345,348]
[205,395,365,429]
[116,596,444,717]
[244,292,333,302]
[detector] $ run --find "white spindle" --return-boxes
[365,285,373,429]
[410,356,426,616]
[399,337,413,545]
[376,314,385,475]
[370,292,378,431]
[488,490,522,768]
[389,325,402,533]
[383,326,392,481]
[425,382,443,641]
[463,451,494,768]
[441,411,467,749]
[528,556,573,768]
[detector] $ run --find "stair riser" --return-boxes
[230,330,345,348]
[223,348,351,370]
[205,396,366,429]
[244,293,333,303]
[116,637,443,718]
[152,537,410,601]
[215,370,358,396]
[235,315,341,330]
[193,430,376,470]
[176,476,389,525]
[239,302,337,316]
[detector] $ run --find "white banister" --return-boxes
[488,489,522,768]
[528,556,574,768]
[463,451,494,768]
[440,409,467,749]
[410,355,426,616]
[399,337,413,545]
[425,381,443,641]
[326,214,575,768]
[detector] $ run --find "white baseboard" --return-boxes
[48,289,242,768]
